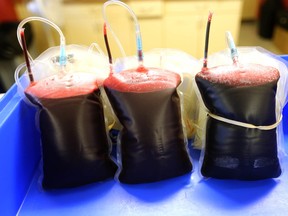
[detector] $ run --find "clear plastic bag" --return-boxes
[194,46,288,180]
[104,53,193,184]
[15,17,117,189]
[101,1,193,184]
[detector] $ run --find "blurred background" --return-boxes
[0,0,288,93]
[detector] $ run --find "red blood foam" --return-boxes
[197,64,280,87]
[104,67,181,92]
[25,73,99,99]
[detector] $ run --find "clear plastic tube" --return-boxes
[14,62,28,95]
[16,16,67,67]
[225,31,239,65]
[88,42,105,57]
[102,0,143,65]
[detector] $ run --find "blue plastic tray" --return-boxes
[1,54,288,216]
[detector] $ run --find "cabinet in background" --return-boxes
[62,1,165,58]
[62,3,133,58]
[163,1,243,58]
[56,0,243,58]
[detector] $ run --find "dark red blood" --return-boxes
[24,74,117,189]
[196,64,281,180]
[104,67,192,184]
